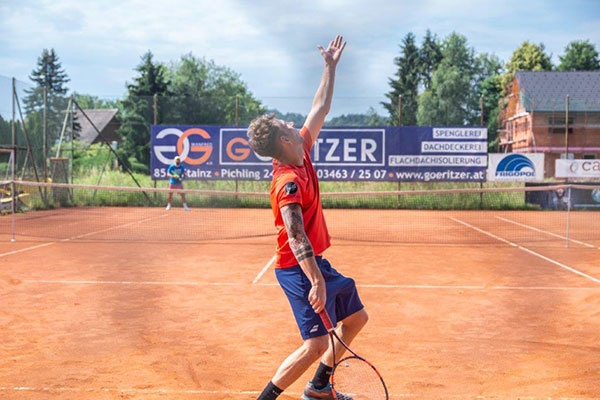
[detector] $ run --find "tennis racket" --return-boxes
[319,310,389,400]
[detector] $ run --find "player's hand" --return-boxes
[318,35,346,67]
[308,282,326,313]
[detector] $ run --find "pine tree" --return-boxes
[118,51,170,171]
[23,49,71,171]
[383,32,421,126]
[419,29,443,91]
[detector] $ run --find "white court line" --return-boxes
[495,216,597,249]
[451,217,600,285]
[0,386,260,396]
[252,254,277,284]
[0,213,169,258]
[19,279,599,291]
[0,386,416,399]
[22,279,240,286]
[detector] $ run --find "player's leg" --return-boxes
[272,334,329,389]
[256,335,329,400]
[181,192,190,211]
[166,190,173,210]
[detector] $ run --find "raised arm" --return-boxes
[304,35,346,146]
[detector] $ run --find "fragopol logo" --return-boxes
[495,154,535,177]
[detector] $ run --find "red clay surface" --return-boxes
[1,208,599,399]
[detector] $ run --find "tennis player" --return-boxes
[248,35,368,400]
[165,156,190,211]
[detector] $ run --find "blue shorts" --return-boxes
[275,257,364,340]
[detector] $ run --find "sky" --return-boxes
[1,0,599,118]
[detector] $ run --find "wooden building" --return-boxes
[498,71,600,178]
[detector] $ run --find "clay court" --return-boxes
[1,206,599,399]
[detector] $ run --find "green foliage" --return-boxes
[269,110,306,127]
[383,32,421,125]
[480,74,503,150]
[417,32,480,126]
[23,49,71,170]
[501,41,553,97]
[327,108,388,126]
[557,40,600,71]
[70,140,114,173]
[419,30,443,91]
[0,114,11,145]
[118,51,170,172]
[163,53,265,125]
[73,93,119,109]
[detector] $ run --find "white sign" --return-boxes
[432,128,487,139]
[487,153,545,182]
[555,159,600,178]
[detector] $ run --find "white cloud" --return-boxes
[1,0,599,116]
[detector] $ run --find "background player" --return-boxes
[166,156,190,211]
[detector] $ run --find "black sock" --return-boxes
[312,362,333,390]
[257,381,283,400]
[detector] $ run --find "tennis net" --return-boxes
[1,180,599,246]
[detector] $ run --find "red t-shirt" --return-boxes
[270,126,331,268]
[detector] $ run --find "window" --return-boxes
[549,116,574,134]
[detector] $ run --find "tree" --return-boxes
[417,32,480,126]
[473,53,503,148]
[118,51,170,171]
[557,40,600,71]
[419,29,443,90]
[165,53,264,125]
[73,93,118,109]
[268,110,305,128]
[383,32,421,125]
[480,73,503,150]
[0,114,10,145]
[23,48,71,172]
[501,41,552,96]
[327,108,387,126]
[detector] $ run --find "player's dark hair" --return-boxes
[247,113,281,158]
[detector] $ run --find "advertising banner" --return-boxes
[525,183,600,210]
[150,125,488,182]
[487,153,545,182]
[555,159,600,179]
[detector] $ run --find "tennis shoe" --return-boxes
[183,204,190,211]
[165,204,171,211]
[301,381,352,400]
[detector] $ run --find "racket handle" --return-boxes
[319,310,335,331]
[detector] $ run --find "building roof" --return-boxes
[74,109,119,144]
[515,71,600,112]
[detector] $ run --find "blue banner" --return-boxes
[150,125,488,182]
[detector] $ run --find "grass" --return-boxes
[7,169,538,211]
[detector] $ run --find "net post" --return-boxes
[565,185,572,248]
[1,147,17,241]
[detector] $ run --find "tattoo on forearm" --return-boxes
[294,245,314,262]
[282,204,314,262]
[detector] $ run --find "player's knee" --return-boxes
[355,308,369,328]
[304,335,329,358]
[345,308,369,330]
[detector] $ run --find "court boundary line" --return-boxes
[253,254,277,284]
[0,213,170,258]
[18,279,600,291]
[0,386,261,396]
[451,217,600,284]
[495,216,597,249]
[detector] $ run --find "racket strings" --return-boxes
[332,356,387,400]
